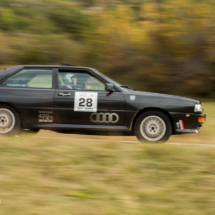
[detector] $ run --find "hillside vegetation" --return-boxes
[0,0,215,98]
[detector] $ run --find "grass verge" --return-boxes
[0,135,215,215]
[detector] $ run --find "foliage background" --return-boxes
[0,0,215,98]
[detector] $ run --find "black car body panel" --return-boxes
[0,65,206,135]
[122,91,201,132]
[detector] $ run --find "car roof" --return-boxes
[20,65,91,68]
[0,65,93,71]
[0,65,96,81]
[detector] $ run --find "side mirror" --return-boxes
[105,83,114,92]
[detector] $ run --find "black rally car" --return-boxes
[0,65,206,142]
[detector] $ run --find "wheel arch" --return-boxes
[131,107,175,134]
[0,102,23,128]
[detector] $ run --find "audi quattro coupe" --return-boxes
[0,65,206,143]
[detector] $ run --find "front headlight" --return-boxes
[194,104,203,113]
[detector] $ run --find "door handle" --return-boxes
[58,93,71,96]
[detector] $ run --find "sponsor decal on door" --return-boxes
[74,92,98,112]
[38,111,53,122]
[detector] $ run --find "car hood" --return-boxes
[126,91,199,103]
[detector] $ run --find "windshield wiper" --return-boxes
[120,85,136,91]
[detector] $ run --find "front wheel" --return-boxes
[134,110,172,143]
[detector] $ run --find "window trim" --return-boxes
[0,67,55,90]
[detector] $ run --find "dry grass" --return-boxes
[1,135,215,215]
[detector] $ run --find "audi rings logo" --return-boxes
[90,113,119,123]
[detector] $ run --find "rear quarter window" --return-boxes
[0,69,53,89]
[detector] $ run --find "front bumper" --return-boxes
[170,113,206,135]
[175,129,199,134]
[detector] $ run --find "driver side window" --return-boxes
[58,71,106,91]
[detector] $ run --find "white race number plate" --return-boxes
[74,92,98,112]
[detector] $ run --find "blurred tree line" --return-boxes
[0,0,215,98]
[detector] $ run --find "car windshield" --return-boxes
[95,70,136,91]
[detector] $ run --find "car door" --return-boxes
[54,69,126,126]
[0,67,55,128]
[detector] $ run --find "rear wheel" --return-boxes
[0,105,21,135]
[134,110,172,143]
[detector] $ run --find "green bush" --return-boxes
[47,5,93,39]
[0,8,16,31]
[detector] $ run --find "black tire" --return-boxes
[0,105,21,136]
[134,110,172,143]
